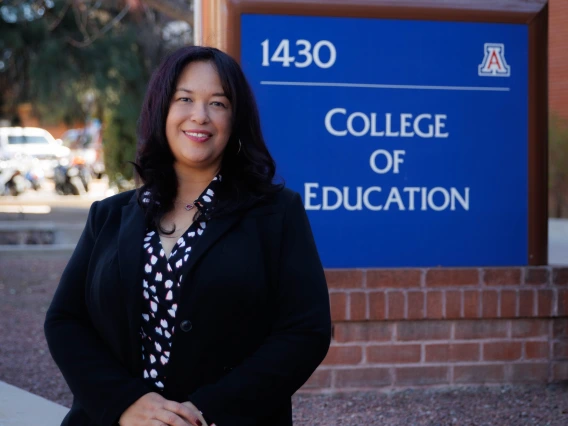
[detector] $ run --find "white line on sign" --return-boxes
[260,81,510,92]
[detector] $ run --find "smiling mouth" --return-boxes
[182,131,212,142]
[184,131,210,138]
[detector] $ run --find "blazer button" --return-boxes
[180,320,193,332]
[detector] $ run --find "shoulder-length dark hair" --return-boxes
[134,46,283,232]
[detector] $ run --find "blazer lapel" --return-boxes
[178,213,242,283]
[118,194,146,372]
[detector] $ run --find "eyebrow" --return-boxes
[175,88,228,98]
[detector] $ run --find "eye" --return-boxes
[211,101,227,108]
[178,97,191,102]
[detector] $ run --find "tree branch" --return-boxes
[48,1,71,31]
[72,0,91,40]
[66,3,131,48]
[141,0,193,28]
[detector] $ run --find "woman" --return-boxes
[44,46,331,426]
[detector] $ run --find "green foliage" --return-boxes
[96,29,150,184]
[549,114,568,217]
[103,94,140,183]
[20,3,149,124]
[0,0,189,186]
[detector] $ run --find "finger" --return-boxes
[154,409,192,426]
[191,410,207,426]
[163,401,203,426]
[182,401,207,426]
[180,401,208,426]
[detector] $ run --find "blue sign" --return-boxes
[241,15,529,268]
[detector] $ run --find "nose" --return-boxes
[190,102,209,125]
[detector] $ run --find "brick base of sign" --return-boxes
[302,267,568,391]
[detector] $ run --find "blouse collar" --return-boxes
[141,173,223,219]
[192,173,222,217]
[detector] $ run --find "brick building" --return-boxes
[308,1,568,390]
[198,0,568,391]
[308,267,567,390]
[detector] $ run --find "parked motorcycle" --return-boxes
[73,156,92,192]
[25,168,43,191]
[0,159,27,196]
[21,157,45,191]
[53,157,90,195]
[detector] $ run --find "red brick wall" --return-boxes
[302,267,568,391]
[17,103,80,139]
[550,0,568,120]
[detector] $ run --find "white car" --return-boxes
[0,127,70,178]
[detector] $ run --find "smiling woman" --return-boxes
[134,46,285,235]
[165,61,232,174]
[44,46,332,426]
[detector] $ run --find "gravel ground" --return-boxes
[292,386,568,425]
[1,252,567,425]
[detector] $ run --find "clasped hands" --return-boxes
[119,392,217,426]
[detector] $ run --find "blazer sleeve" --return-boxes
[44,201,152,426]
[188,191,332,424]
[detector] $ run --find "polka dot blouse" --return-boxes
[139,175,221,391]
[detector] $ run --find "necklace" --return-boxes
[174,200,197,211]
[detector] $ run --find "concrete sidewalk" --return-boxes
[0,381,67,426]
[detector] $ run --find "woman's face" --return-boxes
[165,60,232,175]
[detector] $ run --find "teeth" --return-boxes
[185,131,209,138]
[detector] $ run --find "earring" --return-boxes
[238,139,242,155]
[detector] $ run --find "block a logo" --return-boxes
[478,43,511,77]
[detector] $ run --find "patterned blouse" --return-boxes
[139,174,222,391]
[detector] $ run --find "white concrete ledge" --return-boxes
[0,244,76,252]
[0,381,68,426]
[0,221,56,231]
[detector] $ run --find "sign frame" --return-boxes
[200,0,549,265]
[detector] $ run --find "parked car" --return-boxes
[0,127,70,178]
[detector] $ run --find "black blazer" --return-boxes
[44,188,331,426]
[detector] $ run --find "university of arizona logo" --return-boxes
[478,43,511,77]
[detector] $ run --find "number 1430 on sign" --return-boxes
[261,39,337,68]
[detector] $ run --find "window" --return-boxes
[8,135,50,145]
